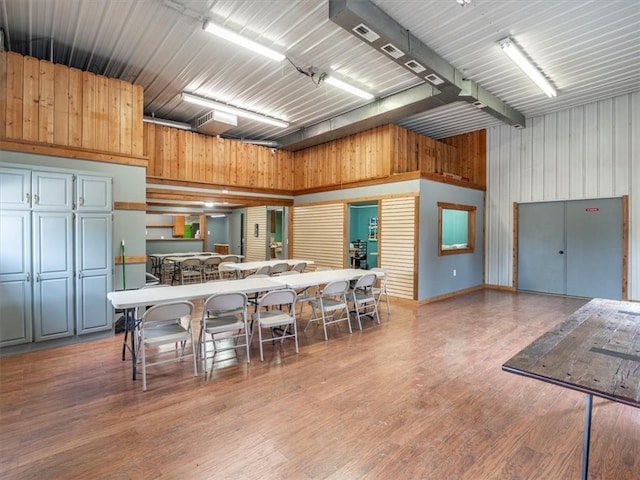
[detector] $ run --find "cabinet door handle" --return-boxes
[26,272,30,282]
[33,194,39,205]
[79,197,84,206]
[36,272,41,282]
[26,193,30,204]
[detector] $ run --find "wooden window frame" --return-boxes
[438,201,476,256]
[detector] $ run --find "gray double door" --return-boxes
[517,198,622,299]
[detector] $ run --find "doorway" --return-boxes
[347,202,379,269]
[517,197,625,299]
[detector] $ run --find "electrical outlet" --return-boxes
[453,269,457,276]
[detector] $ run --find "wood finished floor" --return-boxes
[1,290,639,479]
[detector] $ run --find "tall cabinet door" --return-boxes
[32,212,74,341]
[0,211,32,346]
[517,202,566,295]
[76,213,113,334]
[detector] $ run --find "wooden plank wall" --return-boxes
[144,123,294,191]
[245,206,267,262]
[293,125,392,190]
[0,51,143,157]
[380,197,417,300]
[293,124,485,191]
[439,129,486,185]
[292,203,345,269]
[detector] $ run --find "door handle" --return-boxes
[33,194,39,205]
[36,272,41,282]
[26,272,30,282]
[559,250,564,254]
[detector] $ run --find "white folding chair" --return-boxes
[307,279,351,341]
[200,292,250,373]
[371,267,390,316]
[292,262,307,273]
[180,258,202,284]
[252,289,298,361]
[139,300,197,391]
[202,256,222,281]
[269,262,289,276]
[350,273,380,330]
[218,262,237,279]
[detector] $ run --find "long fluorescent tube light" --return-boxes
[324,75,374,100]
[498,37,556,98]
[181,92,290,128]
[143,116,192,131]
[203,20,285,62]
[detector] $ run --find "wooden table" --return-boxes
[108,277,285,380]
[502,298,640,480]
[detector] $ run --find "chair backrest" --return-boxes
[254,265,272,275]
[221,255,239,263]
[181,258,201,269]
[203,256,222,267]
[142,300,194,327]
[270,262,289,275]
[292,262,307,273]
[371,267,388,286]
[258,289,297,309]
[203,292,247,316]
[354,273,377,290]
[218,262,235,272]
[322,279,350,297]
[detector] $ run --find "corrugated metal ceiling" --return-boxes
[0,0,638,145]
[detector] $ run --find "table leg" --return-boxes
[120,308,138,381]
[581,393,593,480]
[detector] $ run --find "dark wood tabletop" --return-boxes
[502,298,640,408]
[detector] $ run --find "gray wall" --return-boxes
[206,216,230,251]
[418,180,484,300]
[1,150,147,290]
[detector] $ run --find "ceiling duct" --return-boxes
[193,110,238,136]
[329,0,525,128]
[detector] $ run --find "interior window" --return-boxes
[438,202,476,255]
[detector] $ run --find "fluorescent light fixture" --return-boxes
[209,214,226,218]
[203,202,214,207]
[324,75,374,100]
[203,20,285,62]
[498,37,556,98]
[181,92,289,128]
[143,116,192,131]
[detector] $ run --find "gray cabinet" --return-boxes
[0,166,113,347]
[32,212,74,341]
[76,213,112,334]
[0,210,32,346]
[76,175,112,212]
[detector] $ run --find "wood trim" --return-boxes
[484,284,517,292]
[512,202,518,290]
[622,195,628,300]
[0,137,147,166]
[114,201,146,211]
[146,187,293,207]
[417,285,484,304]
[294,191,419,209]
[293,171,420,196]
[421,172,486,191]
[113,255,147,265]
[146,176,293,197]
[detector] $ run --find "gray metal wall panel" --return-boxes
[486,91,640,298]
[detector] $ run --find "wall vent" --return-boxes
[472,101,486,109]
[425,73,445,85]
[404,59,426,73]
[352,23,380,42]
[380,43,404,59]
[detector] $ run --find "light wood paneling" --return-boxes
[292,203,345,269]
[380,197,416,300]
[144,123,294,191]
[245,206,267,262]
[0,51,143,159]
